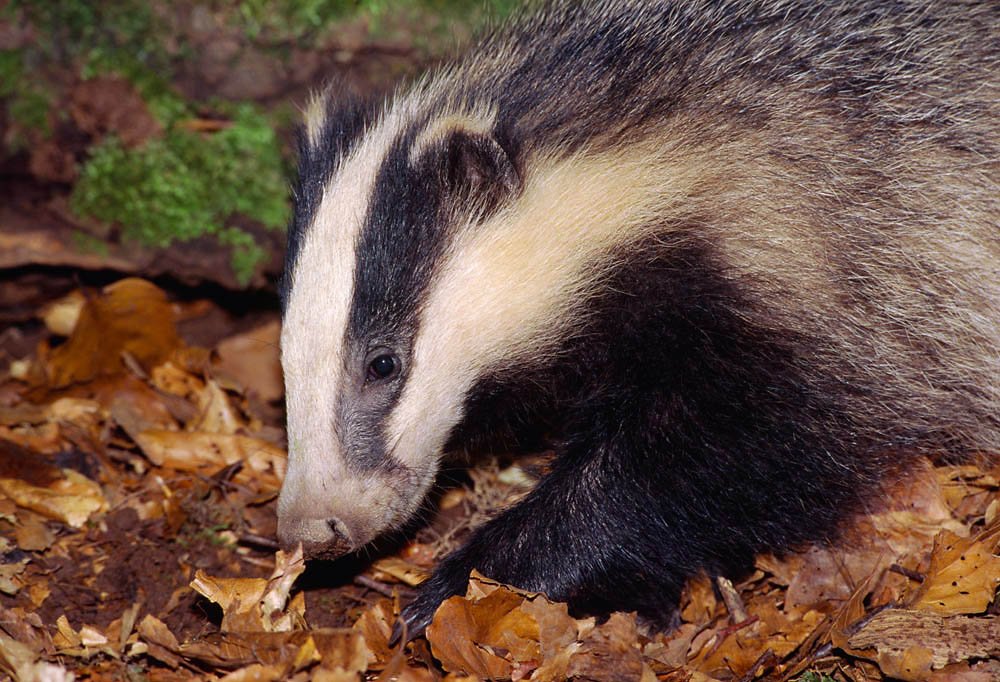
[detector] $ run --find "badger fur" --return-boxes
[278,0,1000,636]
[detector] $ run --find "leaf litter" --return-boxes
[0,278,997,681]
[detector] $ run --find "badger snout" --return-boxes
[277,515,354,560]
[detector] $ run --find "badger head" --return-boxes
[276,87,527,558]
[277,84,692,559]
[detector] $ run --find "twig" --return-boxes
[706,615,759,658]
[238,532,280,550]
[737,649,778,682]
[717,576,749,623]
[888,563,925,583]
[354,575,400,598]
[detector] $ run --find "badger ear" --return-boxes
[415,124,520,214]
[443,130,519,200]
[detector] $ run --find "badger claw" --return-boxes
[388,603,434,646]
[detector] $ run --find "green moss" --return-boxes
[0,49,53,139]
[70,105,289,285]
[70,231,111,257]
[218,227,268,286]
[0,51,21,98]
[9,0,169,78]
[231,0,518,44]
[796,672,837,682]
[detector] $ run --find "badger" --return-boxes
[277,0,1000,637]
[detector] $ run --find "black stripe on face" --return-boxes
[281,88,381,311]
[336,134,455,471]
[335,111,522,472]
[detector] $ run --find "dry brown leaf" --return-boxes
[45,278,182,388]
[177,630,368,672]
[938,465,999,513]
[681,573,720,625]
[566,612,644,682]
[135,614,182,668]
[521,595,583,682]
[426,593,518,679]
[191,547,305,633]
[830,572,878,659]
[353,599,397,667]
[40,290,85,337]
[134,429,286,486]
[370,557,430,587]
[781,545,891,617]
[910,521,1000,615]
[189,379,244,434]
[878,644,935,682]
[0,468,106,528]
[642,624,699,671]
[191,570,278,632]
[13,510,56,551]
[52,615,118,659]
[218,663,287,682]
[0,555,27,596]
[0,607,50,655]
[149,361,207,405]
[214,321,284,403]
[0,631,73,682]
[929,662,1000,681]
[104,377,180,442]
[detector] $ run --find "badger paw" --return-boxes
[390,559,475,644]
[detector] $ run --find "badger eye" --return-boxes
[366,352,399,382]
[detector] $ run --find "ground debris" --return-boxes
[0,277,997,681]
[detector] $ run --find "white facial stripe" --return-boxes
[387,142,713,468]
[280,95,423,528]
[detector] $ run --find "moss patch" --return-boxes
[70,105,289,284]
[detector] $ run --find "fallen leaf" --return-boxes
[177,630,367,671]
[189,379,244,434]
[0,468,106,528]
[0,556,28,596]
[136,614,182,668]
[39,290,86,337]
[566,612,644,682]
[910,521,1000,615]
[214,321,283,402]
[370,557,430,587]
[134,429,286,486]
[14,511,56,551]
[352,599,396,666]
[190,547,305,633]
[0,632,73,682]
[426,593,517,679]
[45,278,181,388]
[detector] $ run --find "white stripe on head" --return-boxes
[280,90,430,527]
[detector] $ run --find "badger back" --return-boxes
[278,0,1000,559]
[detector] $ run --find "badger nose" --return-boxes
[277,516,354,560]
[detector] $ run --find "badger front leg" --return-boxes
[398,443,689,639]
[398,383,868,639]
[397,407,736,639]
